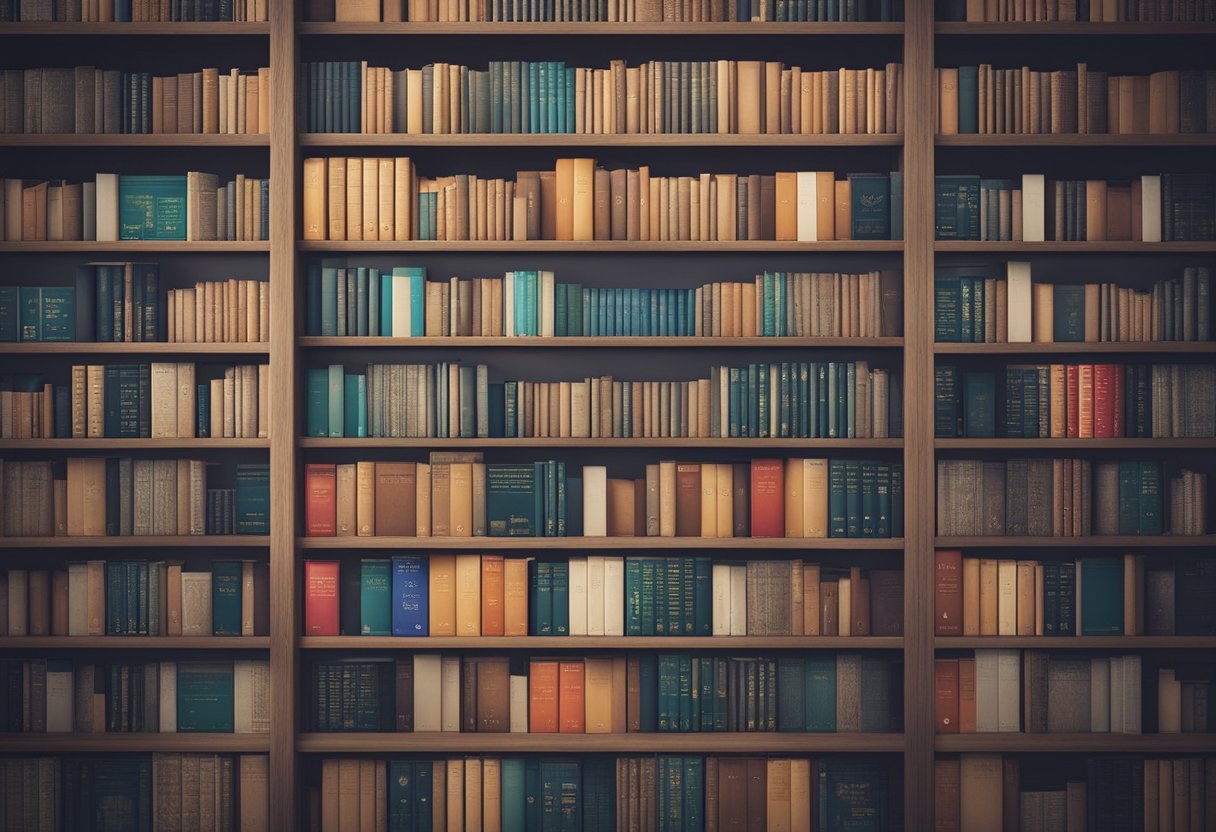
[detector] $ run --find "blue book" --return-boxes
[805,656,837,731]
[958,66,979,133]
[39,287,75,342]
[391,557,428,636]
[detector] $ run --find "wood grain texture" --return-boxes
[0,636,271,649]
[935,535,1216,548]
[298,733,906,753]
[299,21,904,34]
[0,21,269,34]
[0,134,269,146]
[302,336,905,349]
[937,637,1216,650]
[301,636,905,649]
[935,21,1216,35]
[935,341,1216,355]
[936,241,1216,253]
[300,437,904,449]
[936,438,1216,450]
[300,133,903,146]
[299,535,905,550]
[301,240,904,252]
[0,241,269,252]
[938,134,1216,146]
[0,439,270,449]
[935,734,1216,752]
[0,343,270,355]
[0,536,269,548]
[0,734,271,751]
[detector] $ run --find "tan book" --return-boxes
[326,158,347,240]
[960,754,1004,829]
[87,560,105,635]
[335,0,379,19]
[66,457,106,536]
[834,179,851,240]
[737,61,762,134]
[449,462,473,537]
[1032,282,1054,342]
[1016,560,1036,636]
[554,159,574,241]
[939,68,960,134]
[454,553,481,637]
[335,463,356,537]
[428,554,457,636]
[979,558,998,636]
[607,478,635,537]
[303,157,326,240]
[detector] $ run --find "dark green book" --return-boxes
[1053,284,1086,342]
[360,558,392,636]
[963,371,996,437]
[210,560,243,636]
[828,460,848,537]
[818,761,888,831]
[860,462,878,538]
[848,173,891,240]
[235,463,270,534]
[625,558,642,636]
[551,561,569,635]
[486,463,537,536]
[530,560,552,635]
[934,365,960,437]
[176,660,234,732]
[805,656,837,731]
[844,461,861,538]
[84,757,153,832]
[1117,461,1141,535]
[958,66,978,133]
[693,557,711,635]
[1139,461,1163,535]
[776,657,805,731]
[540,760,580,832]
[657,653,678,732]
[340,559,361,637]
[1079,557,1124,635]
[39,286,75,342]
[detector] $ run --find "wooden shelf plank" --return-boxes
[297,732,905,753]
[934,21,1216,35]
[0,21,269,35]
[301,636,905,649]
[935,438,1216,450]
[937,133,1216,147]
[0,241,269,253]
[300,535,904,550]
[936,637,1216,650]
[0,636,271,649]
[0,734,271,752]
[300,133,903,147]
[935,341,1216,355]
[299,437,903,449]
[298,21,904,35]
[301,336,905,349]
[935,734,1216,753]
[0,134,269,147]
[0,438,269,450]
[300,240,904,253]
[0,342,270,355]
[0,536,270,548]
[934,535,1216,548]
[935,241,1216,253]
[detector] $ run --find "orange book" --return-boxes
[528,660,559,733]
[774,172,797,241]
[428,554,457,636]
[503,558,529,636]
[481,555,505,636]
[583,657,614,734]
[558,661,586,733]
[834,179,852,240]
[572,158,596,242]
[454,553,481,637]
[555,159,574,241]
[304,464,337,536]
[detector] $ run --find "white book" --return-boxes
[391,272,411,336]
[586,555,606,636]
[540,270,555,337]
[67,562,87,636]
[82,181,95,241]
[796,171,817,241]
[1120,654,1141,734]
[1021,174,1045,242]
[509,675,528,732]
[1109,657,1124,734]
[567,557,588,636]
[45,662,74,732]
[582,466,607,536]
[1006,261,1033,343]
[1140,175,1161,242]
[159,661,177,732]
[975,650,999,732]
[413,654,442,732]
[504,272,515,336]
[149,362,179,438]
[1090,657,1111,733]
[440,656,461,732]
[838,576,852,637]
[234,660,270,734]
[94,173,119,242]
[180,572,212,636]
[996,649,1021,732]
[729,565,747,636]
[710,564,724,637]
[603,556,624,637]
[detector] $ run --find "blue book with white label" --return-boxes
[391,557,428,636]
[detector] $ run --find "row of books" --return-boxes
[306,360,898,439]
[934,263,1213,343]
[937,66,1216,135]
[307,652,900,734]
[305,264,902,339]
[934,552,1216,637]
[2,755,269,832]
[938,0,1215,20]
[935,652,1211,736]
[313,755,896,832]
[0,560,269,637]
[320,0,901,21]
[4,0,267,20]
[301,157,903,242]
[304,60,903,136]
[0,659,269,734]
[935,173,1215,242]
[936,458,1209,537]
[0,458,269,537]
[939,755,1215,832]
[302,556,903,638]
[0,362,267,439]
[933,363,1216,439]
[304,456,905,539]
[0,173,270,242]
[0,67,271,135]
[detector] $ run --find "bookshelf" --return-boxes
[1,0,1213,828]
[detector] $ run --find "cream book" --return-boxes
[412,654,442,731]
[180,572,212,636]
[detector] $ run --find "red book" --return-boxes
[934,549,963,636]
[1110,364,1125,437]
[305,463,337,536]
[1093,363,1114,438]
[557,661,586,733]
[303,560,340,636]
[748,459,785,538]
[935,658,959,733]
[1066,364,1080,438]
[528,660,559,733]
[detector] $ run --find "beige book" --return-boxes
[66,457,106,536]
[180,572,212,635]
[700,462,717,537]
[454,553,481,636]
[997,559,1017,635]
[86,364,104,437]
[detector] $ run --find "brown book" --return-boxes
[583,656,614,734]
[820,580,839,636]
[606,478,636,537]
[675,463,702,537]
[1002,759,1020,832]
[834,179,851,240]
[936,658,960,733]
[960,754,1004,829]
[475,657,510,732]
[503,558,528,637]
[870,569,903,636]
[717,758,749,830]
[745,758,767,831]
[850,566,870,636]
[936,759,962,832]
[959,656,977,733]
[373,462,415,536]
[50,570,68,636]
[593,167,610,241]
[430,463,450,536]
[935,549,963,636]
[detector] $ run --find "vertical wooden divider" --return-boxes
[902,1,936,828]
[269,0,299,826]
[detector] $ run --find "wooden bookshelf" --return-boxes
[297,20,905,35]
[0,241,270,253]
[934,535,1216,548]
[0,342,270,355]
[300,635,906,649]
[934,438,1216,450]
[0,438,270,450]
[300,335,907,349]
[0,134,270,147]
[299,240,906,252]
[937,133,1216,147]
[934,341,1216,354]
[933,21,1216,35]
[298,437,904,449]
[0,535,270,547]
[296,732,907,754]
[0,636,272,649]
[0,734,272,752]
[299,133,904,147]
[298,535,906,550]
[935,241,1216,253]
[934,734,1216,753]
[0,21,270,34]
[936,636,1216,650]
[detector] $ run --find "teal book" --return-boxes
[306,368,329,436]
[540,760,580,832]
[777,657,806,731]
[306,263,322,335]
[860,462,878,538]
[1139,461,1163,535]
[197,384,211,437]
[638,654,658,732]
[39,286,75,342]
[119,175,187,240]
[501,758,526,832]
[326,363,344,437]
[848,173,891,240]
[693,557,711,635]
[388,760,415,832]
[531,561,552,635]
[625,559,642,636]
[210,560,243,636]
[640,558,657,636]
[844,461,861,538]
[962,371,996,437]
[805,656,837,731]
[0,286,17,341]
[682,757,703,830]
[413,761,432,831]
[344,374,367,438]
[828,460,848,537]
[876,463,892,538]
[1053,284,1086,342]
[76,758,153,832]
[525,759,542,829]
[551,561,569,635]
[657,654,677,731]
[1079,557,1125,635]
[391,266,426,336]
[176,661,234,732]
[235,463,270,534]
[321,264,339,336]
[889,170,904,240]
[487,463,537,536]
[1118,461,1141,534]
[19,286,41,341]
[817,761,889,832]
[360,559,392,635]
